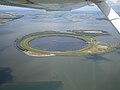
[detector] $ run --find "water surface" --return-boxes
[30,36,87,51]
[0,9,120,90]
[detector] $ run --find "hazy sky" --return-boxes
[108,0,120,4]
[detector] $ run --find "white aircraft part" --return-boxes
[95,1,120,33]
[0,0,88,11]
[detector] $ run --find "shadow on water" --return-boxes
[0,81,63,90]
[85,54,112,63]
[117,51,120,54]
[0,30,14,35]
[0,67,13,84]
[0,67,63,90]
[0,45,11,54]
[116,49,120,54]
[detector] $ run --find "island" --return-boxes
[0,12,24,24]
[15,30,119,57]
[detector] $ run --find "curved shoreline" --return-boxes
[29,36,88,51]
[16,31,117,57]
[23,51,56,57]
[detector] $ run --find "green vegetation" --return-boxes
[16,31,115,57]
[67,30,110,36]
[0,13,24,24]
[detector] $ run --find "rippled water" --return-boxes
[0,9,120,90]
[30,36,87,51]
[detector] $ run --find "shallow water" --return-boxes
[0,9,120,90]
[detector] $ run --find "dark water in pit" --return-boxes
[29,36,87,51]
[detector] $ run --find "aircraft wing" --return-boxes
[95,1,120,33]
[0,0,88,11]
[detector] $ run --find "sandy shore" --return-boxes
[23,51,56,57]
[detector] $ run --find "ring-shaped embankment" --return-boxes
[16,32,93,56]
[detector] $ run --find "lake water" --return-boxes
[30,36,87,51]
[0,8,120,90]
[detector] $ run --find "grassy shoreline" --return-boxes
[16,31,116,57]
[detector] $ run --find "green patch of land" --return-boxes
[16,31,117,57]
[0,13,24,24]
[67,30,110,36]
